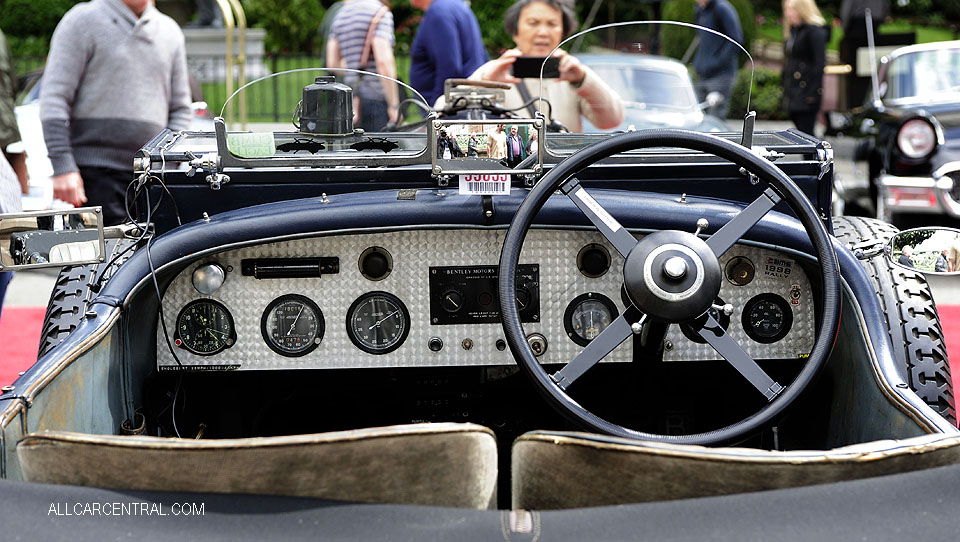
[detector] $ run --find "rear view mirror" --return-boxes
[0,207,105,270]
[887,227,960,275]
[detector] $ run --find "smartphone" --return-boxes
[512,56,561,79]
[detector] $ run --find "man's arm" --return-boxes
[423,14,465,99]
[371,36,399,123]
[167,38,193,131]
[326,37,344,70]
[40,11,91,205]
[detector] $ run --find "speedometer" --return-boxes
[346,291,410,355]
[261,294,325,357]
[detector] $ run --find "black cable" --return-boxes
[143,184,185,438]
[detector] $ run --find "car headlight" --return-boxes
[897,118,937,159]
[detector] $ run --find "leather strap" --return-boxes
[359,5,389,69]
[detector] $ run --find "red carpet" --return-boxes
[940,305,960,408]
[0,307,44,387]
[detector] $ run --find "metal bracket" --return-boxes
[740,111,756,148]
[206,172,231,190]
[848,239,886,259]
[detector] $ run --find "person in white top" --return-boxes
[468,0,623,132]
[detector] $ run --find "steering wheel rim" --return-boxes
[498,129,841,445]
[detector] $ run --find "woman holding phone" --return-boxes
[469,0,623,132]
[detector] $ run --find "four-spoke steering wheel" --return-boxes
[498,129,841,445]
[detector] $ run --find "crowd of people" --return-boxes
[0,0,885,233]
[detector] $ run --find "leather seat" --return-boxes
[512,430,960,510]
[18,422,498,509]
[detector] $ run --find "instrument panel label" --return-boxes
[763,257,793,279]
[429,264,539,324]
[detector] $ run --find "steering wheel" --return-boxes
[498,129,841,445]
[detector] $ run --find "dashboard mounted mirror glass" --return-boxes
[887,227,960,275]
[0,207,105,270]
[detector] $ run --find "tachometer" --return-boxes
[261,294,325,357]
[346,291,410,354]
[175,299,236,355]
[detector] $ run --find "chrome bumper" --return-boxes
[879,166,960,217]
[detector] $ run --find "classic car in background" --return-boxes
[1,22,960,540]
[830,40,960,225]
[578,53,728,133]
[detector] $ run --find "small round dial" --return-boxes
[347,291,410,354]
[175,299,235,355]
[261,294,325,357]
[564,293,619,347]
[742,293,793,344]
[440,289,464,313]
[725,256,755,286]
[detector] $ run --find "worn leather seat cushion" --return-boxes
[512,430,960,509]
[18,423,498,509]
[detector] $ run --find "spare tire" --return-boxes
[833,216,956,425]
[37,238,137,358]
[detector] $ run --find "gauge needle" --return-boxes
[286,307,304,336]
[369,310,400,330]
[206,328,229,337]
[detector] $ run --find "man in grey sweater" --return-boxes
[41,0,192,225]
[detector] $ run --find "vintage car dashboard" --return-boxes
[157,228,815,370]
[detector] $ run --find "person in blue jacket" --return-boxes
[693,0,744,119]
[410,0,488,105]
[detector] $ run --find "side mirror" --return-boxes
[887,227,960,275]
[0,207,106,270]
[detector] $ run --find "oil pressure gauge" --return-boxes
[261,294,325,357]
[742,293,793,344]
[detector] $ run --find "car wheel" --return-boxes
[38,238,137,357]
[833,216,957,425]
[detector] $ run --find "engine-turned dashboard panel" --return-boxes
[157,229,815,371]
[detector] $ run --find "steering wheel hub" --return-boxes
[624,231,721,323]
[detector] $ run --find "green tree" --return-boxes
[246,0,325,53]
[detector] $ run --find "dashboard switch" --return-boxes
[428,337,444,352]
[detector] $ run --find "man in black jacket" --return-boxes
[694,0,743,119]
[505,126,527,168]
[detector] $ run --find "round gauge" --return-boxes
[261,294,325,357]
[742,293,793,344]
[346,291,410,354]
[725,256,755,286]
[680,297,731,344]
[564,293,619,347]
[440,289,464,313]
[175,299,236,355]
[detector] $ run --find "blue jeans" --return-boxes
[0,271,10,319]
[695,72,737,119]
[358,96,388,132]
